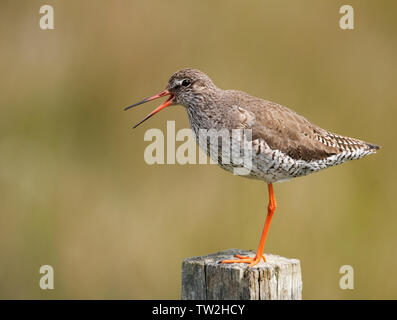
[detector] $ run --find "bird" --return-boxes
[125,68,380,267]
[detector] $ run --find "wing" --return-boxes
[223,90,378,161]
[250,104,339,161]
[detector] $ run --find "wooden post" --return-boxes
[181,249,302,300]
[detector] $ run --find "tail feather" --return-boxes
[366,142,380,151]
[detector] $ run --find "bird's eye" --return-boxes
[182,79,191,87]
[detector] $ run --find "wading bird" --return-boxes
[125,69,379,267]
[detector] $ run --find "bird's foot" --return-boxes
[221,254,265,267]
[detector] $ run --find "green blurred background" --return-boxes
[0,0,395,299]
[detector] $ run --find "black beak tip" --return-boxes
[124,98,149,111]
[124,104,135,111]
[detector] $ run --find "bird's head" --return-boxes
[125,68,216,128]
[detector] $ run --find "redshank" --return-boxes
[125,68,380,267]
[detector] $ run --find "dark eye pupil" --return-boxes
[182,79,191,87]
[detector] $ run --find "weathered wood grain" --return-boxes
[181,249,302,300]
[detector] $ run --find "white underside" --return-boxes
[199,136,375,183]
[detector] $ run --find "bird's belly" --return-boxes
[188,116,365,183]
[192,130,300,183]
[192,129,354,183]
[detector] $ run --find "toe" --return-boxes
[235,254,250,259]
[221,259,252,264]
[248,258,261,267]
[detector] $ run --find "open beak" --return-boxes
[124,90,174,128]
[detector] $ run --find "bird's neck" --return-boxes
[186,88,223,134]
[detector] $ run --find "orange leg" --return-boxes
[222,183,277,267]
